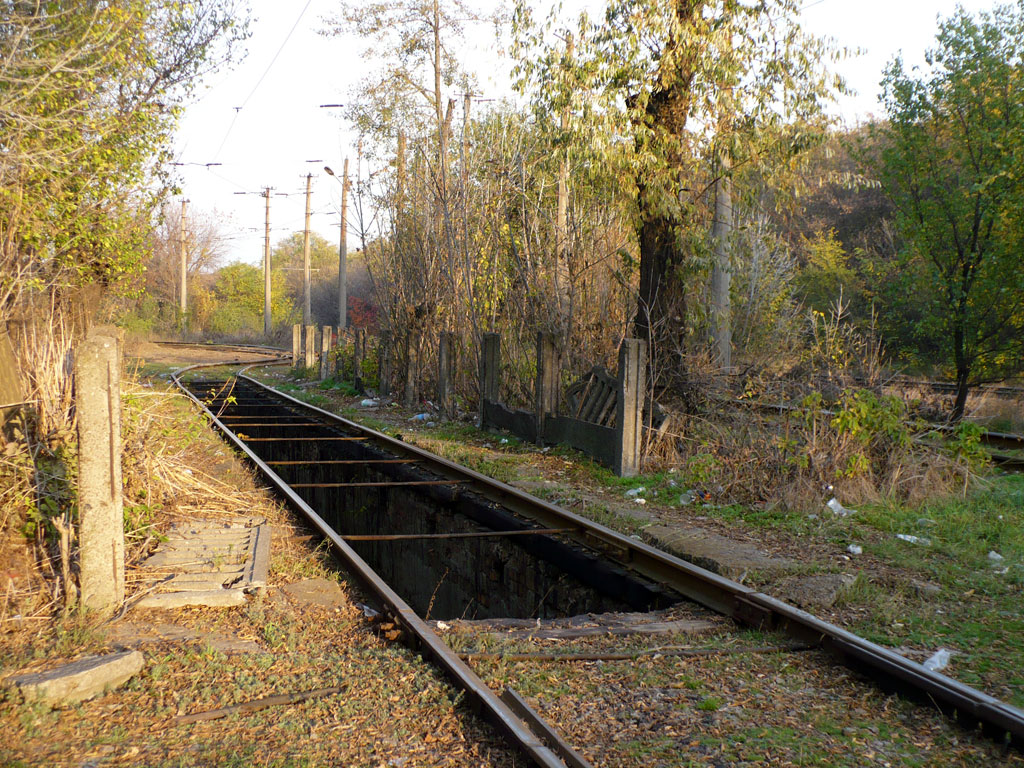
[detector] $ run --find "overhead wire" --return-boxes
[212,0,316,161]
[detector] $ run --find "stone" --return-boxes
[8,650,143,707]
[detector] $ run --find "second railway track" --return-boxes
[174,365,1024,765]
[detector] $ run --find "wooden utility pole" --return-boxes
[179,199,188,330]
[263,188,272,337]
[302,174,312,326]
[338,158,349,330]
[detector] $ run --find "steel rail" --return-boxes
[220,369,1024,749]
[171,363,569,768]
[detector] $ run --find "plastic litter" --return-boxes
[409,412,430,421]
[988,550,1005,562]
[435,621,451,631]
[679,490,695,505]
[847,544,862,555]
[358,603,380,619]
[499,438,509,445]
[896,533,931,546]
[625,487,646,498]
[359,398,379,408]
[923,648,951,672]
[634,498,647,505]
[826,497,856,517]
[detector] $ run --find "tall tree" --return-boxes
[873,2,1024,420]
[514,0,844,379]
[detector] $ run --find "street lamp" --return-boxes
[324,162,349,330]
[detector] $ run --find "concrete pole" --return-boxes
[535,332,558,444]
[76,330,124,611]
[379,332,392,398]
[338,158,349,330]
[292,324,301,366]
[302,173,312,326]
[404,330,419,409]
[479,332,500,428]
[614,339,647,478]
[263,188,272,337]
[320,326,332,381]
[353,328,364,394]
[179,199,188,331]
[438,331,455,419]
[304,325,316,371]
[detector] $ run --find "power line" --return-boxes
[212,0,315,161]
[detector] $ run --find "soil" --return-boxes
[2,352,1020,766]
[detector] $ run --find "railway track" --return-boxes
[173,364,1024,765]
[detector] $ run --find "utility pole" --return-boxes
[179,199,188,331]
[263,187,272,337]
[339,158,349,330]
[302,173,312,326]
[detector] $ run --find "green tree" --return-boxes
[794,230,862,316]
[874,2,1024,420]
[0,1,249,321]
[271,232,337,325]
[513,0,845,380]
[206,262,295,337]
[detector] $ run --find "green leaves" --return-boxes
[873,2,1024,412]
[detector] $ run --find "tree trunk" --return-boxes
[952,367,970,422]
[630,0,702,380]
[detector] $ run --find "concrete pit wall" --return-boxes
[223,402,675,620]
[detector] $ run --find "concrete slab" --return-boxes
[276,578,348,611]
[642,524,797,580]
[135,518,270,609]
[7,650,143,707]
[135,589,247,609]
[775,573,856,610]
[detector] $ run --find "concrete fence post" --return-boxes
[353,328,364,394]
[479,332,500,427]
[303,325,316,371]
[614,338,647,477]
[438,331,455,419]
[535,332,558,444]
[379,332,392,398]
[76,330,125,611]
[291,324,301,366]
[0,324,24,432]
[320,326,332,381]
[404,330,419,409]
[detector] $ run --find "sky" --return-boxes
[170,0,1005,266]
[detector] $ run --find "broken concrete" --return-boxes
[642,523,797,580]
[135,518,270,608]
[8,650,143,707]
